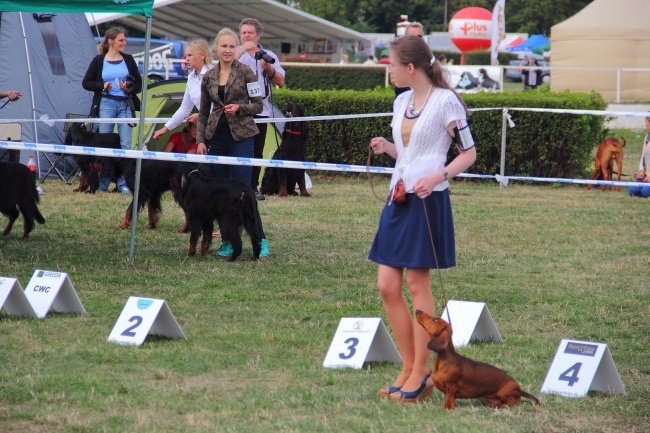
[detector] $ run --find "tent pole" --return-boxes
[19,12,40,179]
[128,17,152,260]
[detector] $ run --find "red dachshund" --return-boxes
[415,310,540,409]
[586,136,626,192]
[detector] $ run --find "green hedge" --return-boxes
[271,87,607,179]
[283,52,519,91]
[284,65,386,91]
[431,50,518,66]
[462,50,519,65]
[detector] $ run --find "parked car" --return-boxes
[504,59,550,84]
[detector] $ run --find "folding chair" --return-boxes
[62,114,95,184]
[0,123,22,162]
[41,113,91,184]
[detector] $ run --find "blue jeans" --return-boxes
[98,97,132,191]
[206,129,265,239]
[629,185,650,197]
[206,129,253,184]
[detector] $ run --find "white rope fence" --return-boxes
[2,106,647,190]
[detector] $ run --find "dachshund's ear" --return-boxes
[427,325,451,352]
[181,173,188,190]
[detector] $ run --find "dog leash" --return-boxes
[365,147,410,204]
[365,148,452,326]
[420,201,452,329]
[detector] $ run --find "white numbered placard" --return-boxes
[323,317,401,369]
[441,300,503,347]
[246,81,261,97]
[23,270,86,318]
[108,296,186,346]
[541,339,625,397]
[0,277,37,318]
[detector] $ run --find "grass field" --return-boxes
[1,129,649,432]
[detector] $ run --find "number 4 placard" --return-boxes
[541,339,626,397]
[323,317,401,369]
[108,296,186,346]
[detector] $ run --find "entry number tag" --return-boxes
[108,296,186,346]
[323,317,401,369]
[247,82,261,97]
[541,339,626,397]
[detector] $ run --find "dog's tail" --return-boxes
[620,136,626,147]
[520,391,540,406]
[19,172,45,230]
[242,188,264,240]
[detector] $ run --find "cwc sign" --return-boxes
[449,7,493,53]
[23,270,86,318]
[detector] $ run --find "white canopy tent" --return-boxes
[551,0,650,102]
[86,0,371,61]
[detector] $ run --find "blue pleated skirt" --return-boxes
[368,190,456,269]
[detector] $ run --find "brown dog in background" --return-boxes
[415,310,540,409]
[587,136,626,192]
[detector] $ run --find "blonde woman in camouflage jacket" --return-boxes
[196,27,270,258]
[196,27,263,183]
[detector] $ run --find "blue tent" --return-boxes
[506,34,550,52]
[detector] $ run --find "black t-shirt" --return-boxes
[216,85,229,132]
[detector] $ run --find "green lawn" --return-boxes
[2,148,649,431]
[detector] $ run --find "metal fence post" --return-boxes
[500,107,508,191]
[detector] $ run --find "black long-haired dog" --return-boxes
[101,157,200,230]
[0,162,45,239]
[64,122,121,193]
[260,103,311,197]
[172,170,262,261]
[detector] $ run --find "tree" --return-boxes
[285,0,593,36]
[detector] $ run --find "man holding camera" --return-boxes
[236,17,285,200]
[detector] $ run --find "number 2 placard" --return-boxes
[541,339,625,397]
[108,297,186,346]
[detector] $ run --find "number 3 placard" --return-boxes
[108,296,186,346]
[323,317,401,369]
[541,339,625,397]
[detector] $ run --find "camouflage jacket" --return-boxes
[197,60,263,143]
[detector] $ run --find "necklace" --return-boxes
[407,85,433,118]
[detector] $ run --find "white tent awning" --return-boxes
[86,0,370,43]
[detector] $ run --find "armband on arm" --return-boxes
[451,119,475,151]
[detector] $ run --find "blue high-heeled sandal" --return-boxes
[379,385,402,398]
[389,372,433,403]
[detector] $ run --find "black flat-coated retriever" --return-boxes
[101,157,202,230]
[64,122,121,193]
[260,103,310,197]
[0,162,45,239]
[173,170,262,261]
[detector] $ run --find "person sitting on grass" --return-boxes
[630,115,650,198]
[162,121,197,154]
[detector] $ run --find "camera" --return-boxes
[122,74,136,90]
[254,44,275,64]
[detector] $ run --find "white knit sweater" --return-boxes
[390,88,467,193]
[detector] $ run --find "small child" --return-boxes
[629,115,650,197]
